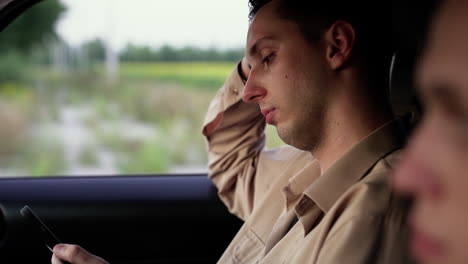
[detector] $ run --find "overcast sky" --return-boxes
[57,0,249,51]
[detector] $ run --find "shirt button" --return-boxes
[233,88,239,95]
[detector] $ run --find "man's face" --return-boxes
[393,1,468,264]
[243,1,331,151]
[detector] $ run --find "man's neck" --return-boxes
[312,77,393,174]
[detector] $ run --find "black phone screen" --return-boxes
[20,205,62,253]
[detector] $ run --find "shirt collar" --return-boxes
[282,160,321,212]
[303,119,406,214]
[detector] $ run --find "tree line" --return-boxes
[83,39,245,63]
[0,0,244,83]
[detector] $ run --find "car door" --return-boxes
[0,175,243,263]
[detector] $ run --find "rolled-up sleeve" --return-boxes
[202,62,266,221]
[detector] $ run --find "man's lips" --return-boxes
[261,108,276,124]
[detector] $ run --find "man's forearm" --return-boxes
[203,61,266,220]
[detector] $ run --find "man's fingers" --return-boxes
[51,254,64,264]
[53,244,108,264]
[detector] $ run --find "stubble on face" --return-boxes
[246,0,332,153]
[276,65,330,152]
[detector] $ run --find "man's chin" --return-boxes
[277,128,303,149]
[278,128,321,152]
[276,126,291,145]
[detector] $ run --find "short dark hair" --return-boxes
[248,0,394,90]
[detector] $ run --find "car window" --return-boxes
[0,0,284,177]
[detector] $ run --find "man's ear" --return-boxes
[323,20,355,70]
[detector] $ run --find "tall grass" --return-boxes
[120,62,236,91]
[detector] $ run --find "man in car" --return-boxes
[51,0,412,263]
[392,0,468,263]
[201,0,411,263]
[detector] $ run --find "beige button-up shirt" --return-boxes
[203,64,413,264]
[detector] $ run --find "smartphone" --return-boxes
[20,205,63,253]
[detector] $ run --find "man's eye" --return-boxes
[262,53,275,65]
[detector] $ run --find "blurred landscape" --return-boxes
[0,0,283,177]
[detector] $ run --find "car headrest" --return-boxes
[389,47,422,128]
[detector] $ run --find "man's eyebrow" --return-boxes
[248,36,276,58]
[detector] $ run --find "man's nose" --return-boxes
[242,74,267,103]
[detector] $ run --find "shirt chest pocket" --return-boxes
[233,229,265,264]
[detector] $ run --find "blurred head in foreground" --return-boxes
[392,1,468,263]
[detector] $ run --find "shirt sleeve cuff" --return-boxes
[202,61,246,135]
